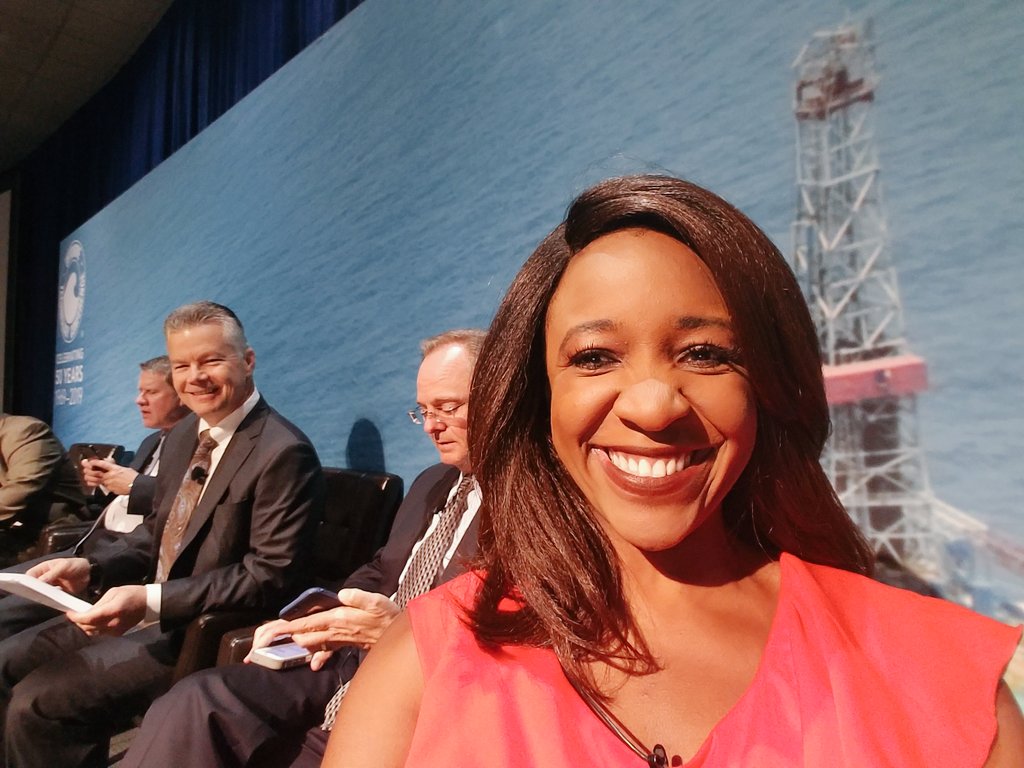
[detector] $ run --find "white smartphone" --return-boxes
[249,640,313,670]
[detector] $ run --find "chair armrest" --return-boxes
[216,624,259,666]
[38,522,92,555]
[171,609,269,684]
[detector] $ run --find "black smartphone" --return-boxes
[73,443,123,464]
[278,587,341,620]
[73,444,111,492]
[79,444,101,460]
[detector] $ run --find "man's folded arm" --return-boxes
[125,475,157,518]
[0,421,64,520]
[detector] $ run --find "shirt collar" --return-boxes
[198,386,260,445]
[452,471,480,499]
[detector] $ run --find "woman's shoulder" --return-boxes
[770,554,1021,766]
[405,572,483,664]
[420,570,483,606]
[783,552,1019,647]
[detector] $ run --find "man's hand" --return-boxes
[27,557,90,595]
[80,458,139,496]
[245,588,400,671]
[65,585,147,637]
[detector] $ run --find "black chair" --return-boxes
[312,466,405,585]
[24,442,128,558]
[177,466,404,677]
[34,520,92,556]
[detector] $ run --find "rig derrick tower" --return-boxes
[790,21,942,575]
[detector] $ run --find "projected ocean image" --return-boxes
[57,0,1022,605]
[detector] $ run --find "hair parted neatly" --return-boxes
[420,329,487,361]
[467,174,873,697]
[163,301,248,354]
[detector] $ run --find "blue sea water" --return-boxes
[55,0,1022,556]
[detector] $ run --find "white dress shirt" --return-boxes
[102,435,165,533]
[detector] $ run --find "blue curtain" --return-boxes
[7,0,365,419]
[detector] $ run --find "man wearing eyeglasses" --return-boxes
[122,328,486,768]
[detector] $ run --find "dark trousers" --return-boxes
[0,550,68,642]
[120,654,350,768]
[0,530,125,642]
[0,617,178,768]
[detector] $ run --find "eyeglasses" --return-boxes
[407,402,466,425]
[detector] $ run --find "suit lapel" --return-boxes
[417,466,462,535]
[129,432,161,472]
[173,401,267,561]
[378,466,460,597]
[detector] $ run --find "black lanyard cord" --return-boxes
[566,676,669,766]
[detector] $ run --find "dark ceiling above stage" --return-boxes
[0,0,174,176]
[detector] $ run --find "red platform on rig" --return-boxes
[822,355,928,405]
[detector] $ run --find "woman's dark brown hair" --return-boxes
[467,175,873,692]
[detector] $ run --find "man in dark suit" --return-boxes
[0,355,190,640]
[121,328,486,768]
[0,301,324,768]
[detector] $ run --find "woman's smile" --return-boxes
[599,446,717,480]
[544,228,757,552]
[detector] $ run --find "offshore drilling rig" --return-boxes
[790,20,1024,621]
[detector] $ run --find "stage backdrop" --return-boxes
[53,1,1021,552]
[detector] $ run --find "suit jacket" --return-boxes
[0,414,85,527]
[73,431,163,557]
[344,463,479,597]
[94,398,324,631]
[326,463,477,686]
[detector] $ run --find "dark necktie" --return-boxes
[155,430,217,582]
[321,474,475,730]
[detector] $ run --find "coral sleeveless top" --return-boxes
[404,554,1020,767]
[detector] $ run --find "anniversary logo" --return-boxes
[54,240,86,407]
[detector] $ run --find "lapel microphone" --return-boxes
[191,466,208,484]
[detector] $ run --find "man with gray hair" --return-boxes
[77,354,190,520]
[0,301,325,768]
[122,328,486,768]
[0,355,189,640]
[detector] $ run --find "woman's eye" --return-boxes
[679,344,738,369]
[568,348,615,370]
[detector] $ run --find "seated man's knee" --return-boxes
[6,674,50,733]
[148,664,252,720]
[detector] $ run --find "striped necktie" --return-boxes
[320,474,474,730]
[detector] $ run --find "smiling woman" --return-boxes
[544,228,758,557]
[323,176,1023,768]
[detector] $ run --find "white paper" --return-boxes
[0,573,93,613]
